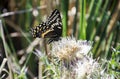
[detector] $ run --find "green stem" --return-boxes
[78,0,86,39]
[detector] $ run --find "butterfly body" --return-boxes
[31,9,62,43]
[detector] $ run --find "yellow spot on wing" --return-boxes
[41,29,53,38]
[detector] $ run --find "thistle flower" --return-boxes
[73,55,100,79]
[51,37,92,62]
[51,37,112,79]
[73,56,113,79]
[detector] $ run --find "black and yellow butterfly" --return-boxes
[30,9,62,43]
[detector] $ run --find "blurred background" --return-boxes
[0,0,120,79]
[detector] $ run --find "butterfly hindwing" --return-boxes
[31,22,47,38]
[31,9,62,43]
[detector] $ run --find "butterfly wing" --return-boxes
[31,9,62,43]
[30,22,48,38]
[45,9,62,38]
[45,9,62,43]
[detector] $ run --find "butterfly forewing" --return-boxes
[31,9,62,43]
[46,9,62,37]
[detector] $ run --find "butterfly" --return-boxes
[30,9,62,43]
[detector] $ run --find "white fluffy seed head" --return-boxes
[51,37,93,61]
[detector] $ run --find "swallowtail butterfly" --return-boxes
[31,9,62,43]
